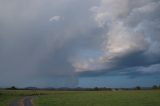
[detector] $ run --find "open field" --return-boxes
[0,90,160,106]
[33,90,160,106]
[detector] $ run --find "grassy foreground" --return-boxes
[0,90,47,106]
[0,94,17,106]
[0,90,160,106]
[33,90,160,106]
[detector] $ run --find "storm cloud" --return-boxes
[0,0,160,87]
[76,0,160,76]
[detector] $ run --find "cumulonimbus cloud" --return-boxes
[73,0,160,76]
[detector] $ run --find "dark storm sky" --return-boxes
[0,0,160,88]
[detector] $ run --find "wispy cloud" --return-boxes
[49,16,63,22]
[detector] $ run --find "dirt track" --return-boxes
[9,97,32,106]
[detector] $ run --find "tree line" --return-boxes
[2,85,160,91]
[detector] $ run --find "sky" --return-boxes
[0,0,160,88]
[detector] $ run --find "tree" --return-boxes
[94,87,99,91]
[135,86,141,90]
[7,86,17,90]
[152,85,158,89]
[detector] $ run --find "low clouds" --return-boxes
[138,64,160,74]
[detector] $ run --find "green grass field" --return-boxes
[33,90,160,106]
[0,93,16,106]
[0,90,22,106]
[0,90,160,106]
